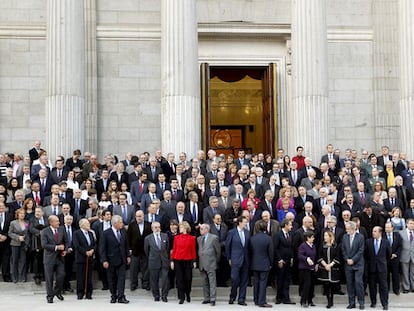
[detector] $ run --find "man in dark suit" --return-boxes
[161,153,176,182]
[29,140,42,164]
[100,215,131,304]
[225,216,250,306]
[198,223,221,306]
[404,199,414,220]
[185,191,203,233]
[126,210,152,291]
[95,169,110,200]
[223,198,242,230]
[72,219,96,300]
[250,220,273,307]
[383,187,403,213]
[366,226,391,309]
[0,202,12,282]
[320,144,340,168]
[146,158,163,184]
[112,193,135,229]
[130,171,149,208]
[294,186,314,215]
[71,189,88,218]
[94,209,112,291]
[203,196,225,226]
[342,221,365,309]
[384,222,402,295]
[40,215,68,303]
[210,213,229,287]
[287,161,302,188]
[204,179,220,207]
[274,219,295,304]
[259,190,277,219]
[165,201,195,233]
[377,146,392,168]
[155,173,171,199]
[50,158,69,185]
[29,207,47,284]
[141,183,158,214]
[144,221,170,302]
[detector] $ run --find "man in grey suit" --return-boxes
[399,218,414,293]
[43,195,62,218]
[113,193,135,229]
[144,221,170,302]
[203,196,225,226]
[198,223,221,306]
[40,215,68,303]
[342,221,365,309]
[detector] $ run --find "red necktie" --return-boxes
[54,229,59,243]
[140,182,143,193]
[35,192,40,205]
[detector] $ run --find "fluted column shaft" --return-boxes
[289,0,328,162]
[398,0,414,159]
[161,0,201,158]
[46,0,85,160]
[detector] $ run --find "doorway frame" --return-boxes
[200,63,280,156]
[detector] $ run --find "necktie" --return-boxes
[140,182,143,193]
[66,227,72,244]
[285,232,290,241]
[173,190,177,201]
[161,183,164,191]
[391,198,394,207]
[35,192,40,205]
[375,239,379,255]
[410,231,413,243]
[58,170,61,178]
[84,231,91,245]
[331,206,335,215]
[54,207,58,215]
[116,230,121,242]
[156,234,161,249]
[122,206,127,224]
[239,230,245,247]
[360,192,365,205]
[54,229,59,243]
[39,217,44,225]
[0,213,3,225]
[152,214,155,223]
[224,197,227,207]
[350,235,354,248]
[75,199,80,215]
[192,204,197,222]
[268,202,272,216]
[388,234,393,246]
[152,193,156,200]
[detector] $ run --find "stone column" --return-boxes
[289,0,328,162]
[84,0,98,154]
[398,0,414,159]
[45,0,85,161]
[161,0,201,158]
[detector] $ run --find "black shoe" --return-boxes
[154,297,160,302]
[55,293,64,301]
[347,305,356,309]
[118,297,129,304]
[202,300,211,304]
[394,290,400,295]
[383,306,388,310]
[131,286,137,291]
[144,286,151,291]
[301,303,309,308]
[309,302,316,307]
[186,296,191,302]
[34,278,41,285]
[229,298,235,304]
[238,302,247,306]
[211,301,216,306]
[86,296,92,300]
[64,288,74,293]
[102,287,109,290]
[47,297,53,303]
[77,296,83,300]
[360,305,365,310]
[179,299,184,304]
[4,279,12,283]
[259,304,273,308]
[162,297,168,302]
[335,290,345,295]
[276,299,282,304]
[110,298,117,303]
[403,290,409,294]
[370,304,376,308]
[283,300,296,305]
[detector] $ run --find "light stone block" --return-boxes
[96,11,118,23]
[97,41,119,53]
[11,0,46,10]
[117,11,160,24]
[334,79,371,91]
[97,0,139,11]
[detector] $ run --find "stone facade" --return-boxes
[0,0,411,160]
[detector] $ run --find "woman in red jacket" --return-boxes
[171,221,196,304]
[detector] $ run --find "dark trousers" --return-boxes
[76,259,93,298]
[253,270,269,305]
[63,252,74,289]
[230,263,249,303]
[174,260,193,300]
[276,263,292,302]
[11,245,26,282]
[0,244,11,281]
[32,249,44,279]
[130,254,149,289]
[44,259,65,298]
[369,271,388,307]
[345,266,365,306]
[387,259,400,293]
[299,269,314,304]
[95,253,108,288]
[107,263,126,300]
[149,267,169,299]
[216,253,230,286]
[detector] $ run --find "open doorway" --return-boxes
[201,64,278,156]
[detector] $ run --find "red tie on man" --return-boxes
[35,192,40,206]
[140,182,143,193]
[54,229,59,243]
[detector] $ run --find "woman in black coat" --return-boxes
[317,230,341,308]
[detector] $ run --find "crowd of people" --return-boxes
[1,141,414,309]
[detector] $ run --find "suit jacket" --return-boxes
[383,231,402,262]
[258,200,278,219]
[249,231,273,271]
[342,232,365,270]
[29,147,40,163]
[273,229,293,263]
[365,238,391,273]
[399,229,414,263]
[126,220,152,256]
[33,177,53,199]
[109,171,129,189]
[40,226,68,264]
[130,180,148,206]
[223,207,242,230]
[377,155,392,169]
[49,167,69,185]
[31,164,50,181]
[243,183,264,199]
[286,170,303,188]
[112,204,135,225]
[161,162,176,182]
[43,205,62,218]
[185,201,204,227]
[404,208,414,220]
[253,219,280,238]
[70,198,88,217]
[99,227,130,266]
[203,188,220,206]
[197,233,221,271]
[140,192,157,214]
[210,222,228,246]
[95,178,110,200]
[144,232,169,270]
[72,229,96,264]
[203,205,225,225]
[145,166,163,183]
[170,189,184,202]
[155,182,171,199]
[29,216,47,251]
[218,196,233,210]
[225,227,250,268]
[383,197,403,213]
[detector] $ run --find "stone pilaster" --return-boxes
[45,0,85,161]
[398,0,414,159]
[84,0,98,154]
[161,0,201,158]
[289,0,328,162]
